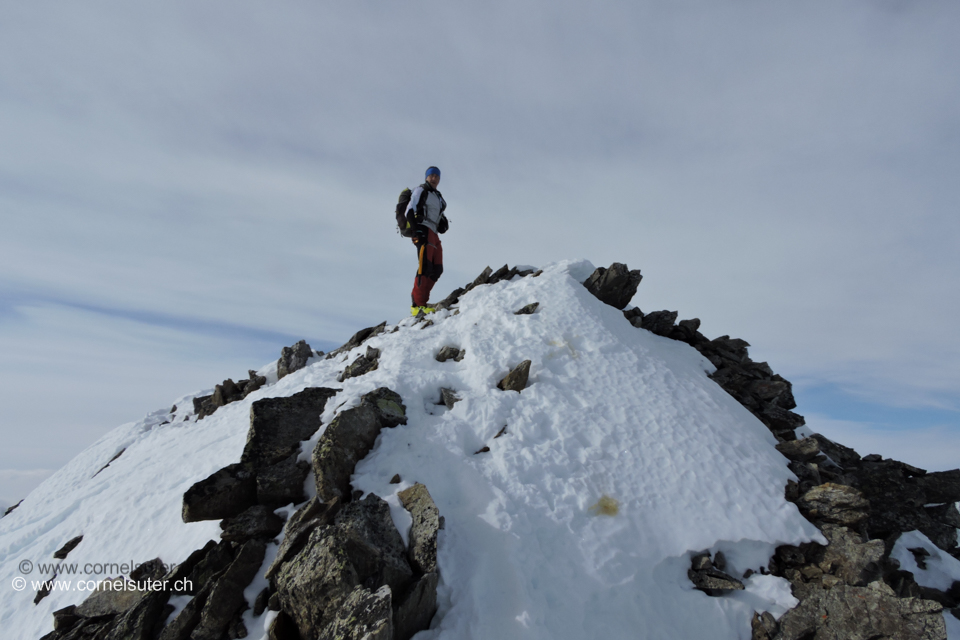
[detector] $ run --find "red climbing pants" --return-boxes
[412,229,443,307]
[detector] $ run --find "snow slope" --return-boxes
[0,259,824,640]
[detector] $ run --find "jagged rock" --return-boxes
[312,389,406,502]
[796,483,869,526]
[472,266,493,286]
[758,404,806,436]
[670,318,706,346]
[267,611,299,640]
[435,287,466,309]
[497,360,531,392]
[192,394,216,419]
[325,322,387,360]
[623,307,644,328]
[688,552,744,594]
[265,497,341,580]
[926,503,960,529]
[190,540,266,640]
[338,346,380,382]
[182,462,257,523]
[277,340,314,380]
[220,505,285,542]
[514,302,539,315]
[398,483,441,575]
[439,388,460,410]
[818,524,885,586]
[642,310,678,337]
[751,611,779,640]
[916,470,960,504]
[275,495,412,639]
[256,452,311,508]
[131,558,166,582]
[394,572,439,640]
[241,370,267,399]
[52,606,79,632]
[254,587,271,617]
[183,541,237,597]
[3,499,23,517]
[318,585,393,640]
[244,387,339,472]
[212,378,243,407]
[776,438,821,462]
[435,346,464,362]
[100,590,170,640]
[582,262,642,309]
[390,474,401,484]
[776,581,946,640]
[94,449,126,477]
[75,578,151,618]
[53,535,83,559]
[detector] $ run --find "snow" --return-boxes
[891,530,960,592]
[0,259,826,640]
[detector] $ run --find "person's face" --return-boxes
[426,173,440,188]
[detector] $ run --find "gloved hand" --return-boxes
[414,225,428,242]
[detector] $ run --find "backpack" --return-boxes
[395,188,415,237]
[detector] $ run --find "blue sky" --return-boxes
[1,1,958,507]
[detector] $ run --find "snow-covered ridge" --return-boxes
[2,259,956,640]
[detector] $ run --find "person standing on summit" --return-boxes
[406,166,449,315]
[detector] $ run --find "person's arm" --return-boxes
[405,186,425,226]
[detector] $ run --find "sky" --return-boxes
[1,0,958,508]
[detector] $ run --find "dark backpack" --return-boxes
[395,188,415,237]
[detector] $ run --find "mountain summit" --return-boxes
[2,260,958,639]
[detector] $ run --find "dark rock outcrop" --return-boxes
[219,505,285,542]
[339,346,381,382]
[398,483,441,575]
[497,360,531,392]
[325,322,387,361]
[582,262,642,310]
[182,462,257,523]
[514,302,539,315]
[435,346,465,362]
[277,340,315,381]
[53,535,83,560]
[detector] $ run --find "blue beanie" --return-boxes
[425,166,441,178]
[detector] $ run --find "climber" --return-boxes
[406,166,449,315]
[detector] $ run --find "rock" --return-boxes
[926,503,960,529]
[435,346,464,362]
[318,585,393,640]
[758,404,806,436]
[183,541,237,596]
[325,322,387,360]
[75,579,151,618]
[474,446,490,454]
[244,387,339,472]
[220,505,285,542]
[854,459,946,545]
[193,394,216,420]
[810,433,861,468]
[212,378,243,407]
[776,438,821,462]
[3,499,23,517]
[582,262,643,309]
[390,474,401,484]
[819,524,885,586]
[159,581,212,640]
[641,310,678,337]
[276,495,412,639]
[623,307,644,328]
[190,540,266,640]
[182,462,257,523]
[313,389,406,502]
[777,581,946,640]
[916,470,960,504]
[751,611,778,640]
[394,572,439,640]
[688,567,745,594]
[796,483,869,526]
[52,605,80,632]
[514,302,539,315]
[256,452,311,508]
[53,535,83,560]
[241,370,267,399]
[100,590,170,640]
[744,379,790,402]
[397,483,441,575]
[130,558,166,582]
[497,360,531,392]
[439,388,460,410]
[338,346,380,382]
[277,340,314,380]
[264,497,341,580]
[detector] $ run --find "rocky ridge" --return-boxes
[31,261,960,640]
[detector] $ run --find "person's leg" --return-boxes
[411,231,442,307]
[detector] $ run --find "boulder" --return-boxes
[265,497,341,580]
[325,322,387,360]
[190,540,266,640]
[641,310,678,337]
[514,302,539,315]
[334,495,413,595]
[244,387,339,471]
[256,452,311,508]
[313,388,406,502]
[776,438,821,462]
[53,535,83,560]
[75,579,151,618]
[439,388,460,410]
[582,263,642,310]
[497,360,531,392]
[318,585,393,640]
[338,346,381,382]
[916,470,960,504]
[819,524,885,586]
[435,346,464,363]
[687,551,744,595]
[776,581,946,640]
[219,505,285,542]
[394,572,439,640]
[796,483,869,527]
[100,590,170,640]
[277,340,314,380]
[182,463,257,523]
[398,483,441,575]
